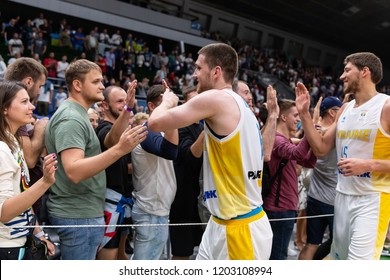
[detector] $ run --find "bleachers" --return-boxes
[5,0,380,111]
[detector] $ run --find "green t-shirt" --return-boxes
[45,100,106,218]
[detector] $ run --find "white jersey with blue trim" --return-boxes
[336,93,390,195]
[202,89,264,220]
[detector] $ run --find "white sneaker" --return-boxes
[288,247,298,257]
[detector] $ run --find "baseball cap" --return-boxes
[320,96,343,114]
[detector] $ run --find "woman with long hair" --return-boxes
[0,81,57,260]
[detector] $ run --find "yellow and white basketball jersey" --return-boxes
[336,93,390,195]
[202,89,264,220]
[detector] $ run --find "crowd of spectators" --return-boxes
[1,6,390,261]
[1,10,390,119]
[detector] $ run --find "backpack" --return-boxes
[261,158,288,206]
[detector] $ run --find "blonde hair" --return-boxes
[87,108,98,115]
[65,59,101,93]
[134,112,149,125]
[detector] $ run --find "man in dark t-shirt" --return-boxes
[95,84,141,260]
[169,86,204,260]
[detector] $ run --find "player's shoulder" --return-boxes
[199,88,225,95]
[382,97,390,114]
[202,88,236,99]
[380,96,390,130]
[192,89,229,103]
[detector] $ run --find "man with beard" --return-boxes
[4,57,48,170]
[45,59,147,259]
[295,52,390,260]
[148,43,280,260]
[95,83,141,260]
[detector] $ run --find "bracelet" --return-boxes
[124,104,133,112]
[34,231,45,238]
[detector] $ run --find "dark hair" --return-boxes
[65,59,102,92]
[319,109,328,118]
[146,84,164,104]
[182,85,197,102]
[4,57,48,82]
[232,79,247,93]
[198,43,238,84]
[344,52,383,84]
[258,103,268,125]
[0,81,28,152]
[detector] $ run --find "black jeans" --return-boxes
[0,247,23,260]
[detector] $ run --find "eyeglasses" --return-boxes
[330,107,339,112]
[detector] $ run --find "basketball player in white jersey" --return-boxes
[148,43,280,260]
[295,52,390,259]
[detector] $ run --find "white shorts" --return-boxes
[330,192,390,259]
[196,207,273,260]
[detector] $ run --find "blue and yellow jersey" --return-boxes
[202,90,264,220]
[336,93,390,195]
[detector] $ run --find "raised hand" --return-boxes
[162,79,170,92]
[126,80,138,109]
[33,117,49,140]
[312,96,323,124]
[266,85,279,119]
[161,79,179,108]
[295,82,311,114]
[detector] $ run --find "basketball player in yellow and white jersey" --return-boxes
[295,52,390,260]
[148,43,280,260]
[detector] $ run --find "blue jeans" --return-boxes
[49,215,104,260]
[131,202,169,260]
[266,210,297,260]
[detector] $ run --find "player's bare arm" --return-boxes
[295,82,337,157]
[261,85,279,162]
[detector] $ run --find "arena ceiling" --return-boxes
[194,0,390,67]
